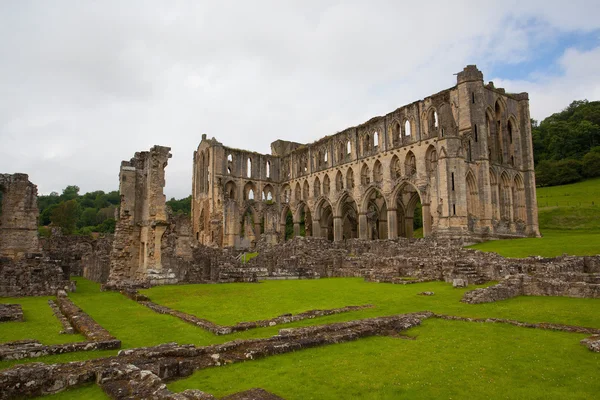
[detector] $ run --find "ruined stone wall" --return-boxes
[192,65,540,250]
[0,255,74,297]
[0,173,40,259]
[107,146,173,287]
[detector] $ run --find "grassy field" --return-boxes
[2,277,599,399]
[469,178,600,257]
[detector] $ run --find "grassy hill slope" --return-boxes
[468,178,600,257]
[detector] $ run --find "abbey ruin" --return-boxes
[192,65,540,248]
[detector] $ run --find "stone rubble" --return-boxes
[0,304,23,322]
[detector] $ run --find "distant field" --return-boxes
[469,178,600,257]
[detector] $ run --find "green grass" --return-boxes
[241,252,258,263]
[469,229,600,258]
[2,277,600,399]
[469,178,600,257]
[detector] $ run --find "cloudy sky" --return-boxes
[1,1,599,199]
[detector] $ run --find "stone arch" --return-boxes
[405,151,417,176]
[314,176,321,197]
[361,187,388,239]
[243,181,256,201]
[295,201,313,237]
[315,197,334,240]
[513,173,526,222]
[392,181,426,238]
[240,205,258,241]
[425,145,437,176]
[390,155,401,179]
[391,120,402,146]
[281,183,291,203]
[335,170,344,191]
[224,180,237,200]
[360,163,371,186]
[426,107,439,137]
[373,160,383,183]
[322,174,331,196]
[466,170,479,222]
[362,133,371,155]
[302,180,310,201]
[262,184,274,202]
[336,193,359,239]
[346,167,355,190]
[489,168,499,220]
[280,204,294,241]
[499,171,512,221]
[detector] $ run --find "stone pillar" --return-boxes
[387,209,398,239]
[312,218,321,238]
[333,216,343,241]
[293,222,300,238]
[405,217,414,238]
[422,204,432,237]
[254,221,262,240]
[358,213,369,239]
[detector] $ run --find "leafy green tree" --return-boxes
[79,208,98,228]
[583,147,600,178]
[166,195,191,215]
[50,199,81,234]
[60,185,80,201]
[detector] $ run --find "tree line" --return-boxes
[532,100,600,186]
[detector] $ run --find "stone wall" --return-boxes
[0,173,40,259]
[0,255,74,297]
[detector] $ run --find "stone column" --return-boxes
[422,204,432,237]
[387,209,398,239]
[254,221,262,240]
[312,218,321,238]
[333,216,343,241]
[358,213,369,239]
[293,222,301,238]
[405,217,414,238]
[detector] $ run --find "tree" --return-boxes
[50,199,81,234]
[60,185,80,201]
[583,147,600,178]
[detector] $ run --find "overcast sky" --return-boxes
[1,1,599,199]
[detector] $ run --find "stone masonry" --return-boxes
[0,173,40,259]
[192,65,540,249]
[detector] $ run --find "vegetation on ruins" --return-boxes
[1,277,599,398]
[533,100,600,186]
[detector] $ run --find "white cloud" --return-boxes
[0,1,599,198]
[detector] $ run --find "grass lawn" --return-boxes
[469,178,600,257]
[3,277,598,399]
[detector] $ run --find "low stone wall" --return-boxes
[0,293,120,361]
[463,274,600,304]
[47,300,74,334]
[0,255,74,297]
[0,312,428,399]
[137,297,374,335]
[581,335,600,352]
[0,304,23,322]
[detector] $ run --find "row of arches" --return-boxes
[225,154,272,179]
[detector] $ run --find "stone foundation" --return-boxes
[0,304,23,322]
[0,255,74,297]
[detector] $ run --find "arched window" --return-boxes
[336,171,344,191]
[324,151,328,163]
[405,152,417,176]
[247,158,252,178]
[266,161,270,178]
[373,132,379,147]
[314,177,321,197]
[248,189,254,200]
[360,163,370,186]
[373,160,383,183]
[508,120,513,144]
[364,134,371,154]
[405,120,412,137]
[227,154,232,162]
[346,168,355,189]
[347,141,352,155]
[303,181,310,201]
[393,122,401,143]
[390,155,401,179]
[323,174,330,196]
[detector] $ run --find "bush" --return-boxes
[536,159,583,187]
[582,147,600,178]
[38,226,51,238]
